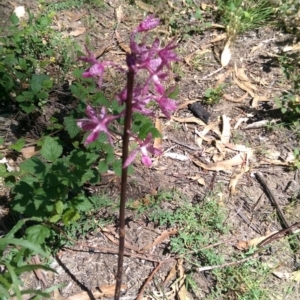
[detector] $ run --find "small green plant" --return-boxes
[0,218,57,299]
[291,148,300,170]
[216,0,274,38]
[203,84,225,105]
[0,11,79,113]
[275,54,300,125]
[274,0,300,33]
[149,192,229,260]
[40,0,105,11]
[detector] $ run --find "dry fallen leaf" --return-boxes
[153,118,162,149]
[223,92,248,103]
[235,240,248,250]
[234,117,248,129]
[247,231,278,247]
[115,5,123,25]
[164,263,177,285]
[21,146,39,158]
[115,30,131,53]
[66,284,127,300]
[143,229,178,251]
[31,255,47,286]
[291,270,300,281]
[193,150,253,171]
[164,152,189,161]
[251,94,269,107]
[135,0,155,12]
[172,116,206,126]
[221,115,231,144]
[221,40,231,67]
[177,259,190,300]
[188,174,206,186]
[229,167,245,194]
[69,27,86,36]
[210,33,227,44]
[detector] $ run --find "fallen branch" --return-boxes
[136,262,164,300]
[255,171,291,230]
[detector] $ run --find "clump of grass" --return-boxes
[216,0,275,38]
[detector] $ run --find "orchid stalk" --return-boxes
[76,15,179,299]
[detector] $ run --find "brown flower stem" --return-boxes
[115,65,135,300]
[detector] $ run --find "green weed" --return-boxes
[216,0,274,38]
[203,84,225,105]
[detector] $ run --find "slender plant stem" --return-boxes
[115,66,135,300]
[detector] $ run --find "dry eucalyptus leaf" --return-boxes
[177,259,190,300]
[193,150,253,171]
[69,27,86,36]
[153,118,162,149]
[172,116,206,126]
[229,167,245,194]
[251,94,269,107]
[247,232,277,247]
[234,117,249,129]
[21,146,39,158]
[66,284,127,300]
[221,40,231,67]
[164,263,177,285]
[210,33,227,43]
[223,92,248,103]
[115,30,131,53]
[143,229,178,251]
[135,0,155,12]
[115,5,123,24]
[164,152,189,161]
[291,270,300,281]
[221,115,231,144]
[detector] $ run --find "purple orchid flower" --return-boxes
[123,134,162,168]
[77,16,179,167]
[77,105,119,145]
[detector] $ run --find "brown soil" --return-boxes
[1,0,300,299]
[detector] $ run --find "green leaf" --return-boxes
[55,201,64,215]
[72,196,93,212]
[0,164,7,177]
[9,138,25,152]
[40,136,62,162]
[38,16,51,27]
[112,159,122,177]
[4,262,21,300]
[62,209,80,225]
[0,284,10,298]
[48,214,61,223]
[167,85,180,99]
[20,157,47,178]
[10,13,19,25]
[0,238,48,257]
[20,103,36,113]
[30,77,42,95]
[14,264,56,276]
[98,160,108,173]
[26,225,51,245]
[18,57,27,69]
[64,116,80,138]
[80,169,95,185]
[5,217,43,239]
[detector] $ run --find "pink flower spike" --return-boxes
[77,105,118,146]
[156,96,177,119]
[123,134,162,168]
[135,15,160,32]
